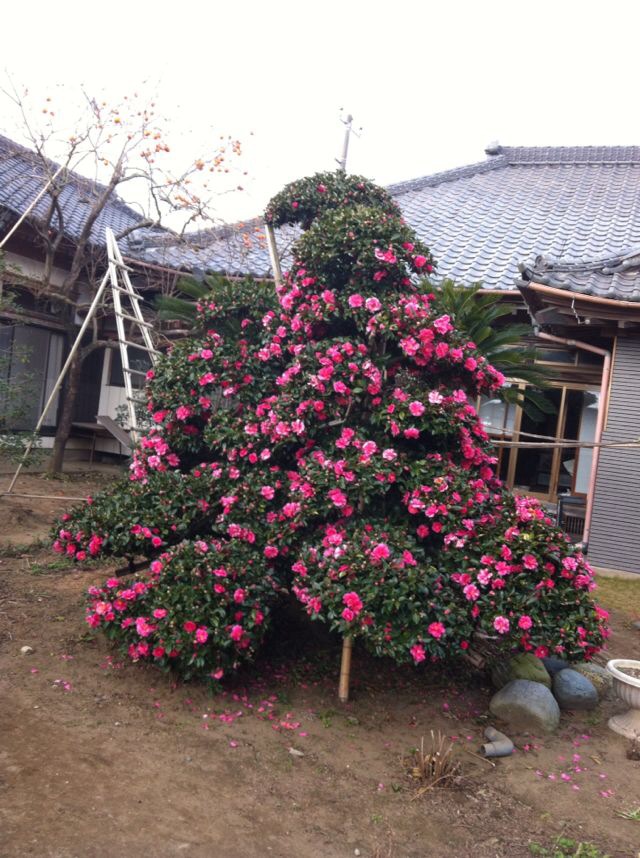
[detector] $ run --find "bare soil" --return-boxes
[1,471,640,858]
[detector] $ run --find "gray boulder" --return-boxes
[491,653,552,689]
[573,663,613,698]
[541,656,568,675]
[489,680,560,734]
[552,668,599,711]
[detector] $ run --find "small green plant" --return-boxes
[319,709,335,729]
[615,806,640,821]
[528,836,610,857]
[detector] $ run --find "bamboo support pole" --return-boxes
[265,223,283,289]
[338,635,353,703]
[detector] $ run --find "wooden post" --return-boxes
[338,635,353,703]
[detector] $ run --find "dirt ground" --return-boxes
[1,471,640,858]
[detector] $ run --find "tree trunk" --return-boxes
[48,351,83,476]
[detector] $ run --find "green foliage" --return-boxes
[431,280,553,418]
[86,539,277,681]
[53,170,608,682]
[529,836,610,857]
[265,171,402,229]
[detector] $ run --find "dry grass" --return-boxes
[594,575,640,618]
[408,731,462,797]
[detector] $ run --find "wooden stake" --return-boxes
[338,635,353,702]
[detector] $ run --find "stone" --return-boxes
[20,645,34,656]
[489,680,560,734]
[491,653,552,689]
[552,668,599,711]
[541,656,569,676]
[632,620,640,631]
[573,663,613,698]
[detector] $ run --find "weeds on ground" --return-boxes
[615,806,640,821]
[0,538,48,557]
[528,836,610,857]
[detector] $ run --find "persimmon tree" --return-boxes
[53,171,609,683]
[0,84,243,473]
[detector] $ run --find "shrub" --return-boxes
[53,169,609,681]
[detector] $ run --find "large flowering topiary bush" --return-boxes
[53,171,609,681]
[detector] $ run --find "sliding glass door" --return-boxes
[479,386,600,503]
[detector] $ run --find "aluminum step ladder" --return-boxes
[105,227,161,443]
[4,228,160,495]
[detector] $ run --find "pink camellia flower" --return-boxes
[428,622,446,639]
[175,405,192,421]
[477,569,492,586]
[264,545,279,559]
[362,440,378,458]
[195,627,209,644]
[230,624,244,641]
[463,584,480,601]
[518,615,533,630]
[433,315,453,335]
[522,554,538,570]
[464,357,478,372]
[409,401,425,417]
[365,296,382,313]
[211,668,224,680]
[152,646,165,659]
[341,608,355,622]
[410,643,426,663]
[153,608,168,619]
[370,542,391,562]
[328,488,348,508]
[348,294,364,308]
[183,620,197,633]
[413,255,428,268]
[233,588,246,604]
[382,448,397,461]
[493,615,510,634]
[428,391,443,405]
[135,617,154,638]
[261,485,275,500]
[343,591,363,615]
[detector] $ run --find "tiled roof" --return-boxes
[389,146,640,291]
[5,133,640,299]
[0,133,164,251]
[136,218,300,278]
[136,144,640,293]
[518,247,640,302]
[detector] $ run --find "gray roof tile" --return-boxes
[153,144,640,292]
[0,133,165,252]
[4,133,640,302]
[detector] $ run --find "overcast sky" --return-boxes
[2,0,639,225]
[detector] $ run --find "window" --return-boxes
[108,347,152,389]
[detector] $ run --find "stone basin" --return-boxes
[606,659,640,739]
